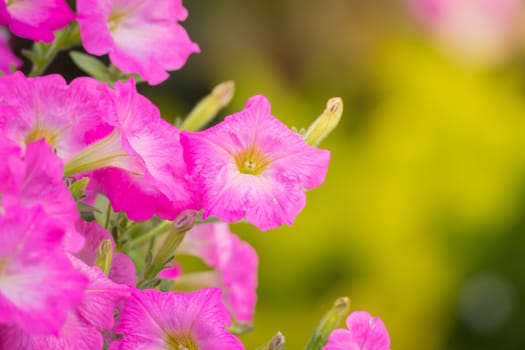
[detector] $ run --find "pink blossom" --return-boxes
[181,95,330,231]
[0,0,74,43]
[0,205,88,335]
[88,79,199,221]
[0,72,196,221]
[323,311,391,350]
[76,220,137,286]
[77,0,200,85]
[0,256,130,348]
[0,72,110,163]
[0,312,102,350]
[176,223,258,323]
[69,256,130,331]
[0,140,84,252]
[0,27,21,74]
[110,288,244,350]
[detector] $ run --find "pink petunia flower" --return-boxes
[0,204,88,335]
[323,311,391,350]
[0,139,84,252]
[0,73,196,221]
[181,95,330,231]
[0,27,21,74]
[0,256,131,349]
[77,0,200,85]
[0,312,103,350]
[0,0,74,42]
[110,288,244,350]
[85,79,199,221]
[173,223,258,324]
[0,72,110,163]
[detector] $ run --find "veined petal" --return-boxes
[0,205,88,335]
[2,0,74,42]
[78,0,199,85]
[70,256,130,331]
[111,288,244,350]
[0,312,103,350]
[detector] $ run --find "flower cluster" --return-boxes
[0,0,389,349]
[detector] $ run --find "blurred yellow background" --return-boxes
[141,1,525,349]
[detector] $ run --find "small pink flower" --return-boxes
[176,223,258,323]
[0,0,75,42]
[77,0,200,85]
[181,95,330,231]
[0,27,21,74]
[110,288,244,350]
[323,311,391,350]
[0,205,88,335]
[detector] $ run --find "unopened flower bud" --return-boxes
[95,239,113,275]
[144,210,197,280]
[256,331,285,350]
[303,97,343,147]
[305,296,350,350]
[180,80,235,131]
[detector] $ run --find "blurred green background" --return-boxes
[107,0,525,349]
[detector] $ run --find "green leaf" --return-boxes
[69,177,90,200]
[69,51,111,82]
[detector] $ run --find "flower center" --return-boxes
[233,145,270,175]
[107,9,128,32]
[63,129,142,176]
[165,331,199,350]
[25,126,60,147]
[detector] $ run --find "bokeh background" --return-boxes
[164,1,525,349]
[48,0,525,348]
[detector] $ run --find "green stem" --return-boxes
[104,200,112,230]
[29,22,81,77]
[142,210,198,280]
[124,220,171,250]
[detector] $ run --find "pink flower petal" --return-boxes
[179,223,258,323]
[324,311,391,350]
[78,0,199,85]
[70,256,130,330]
[110,288,244,350]
[0,205,88,335]
[93,79,198,221]
[0,0,74,42]
[0,72,112,163]
[0,311,103,350]
[0,140,84,252]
